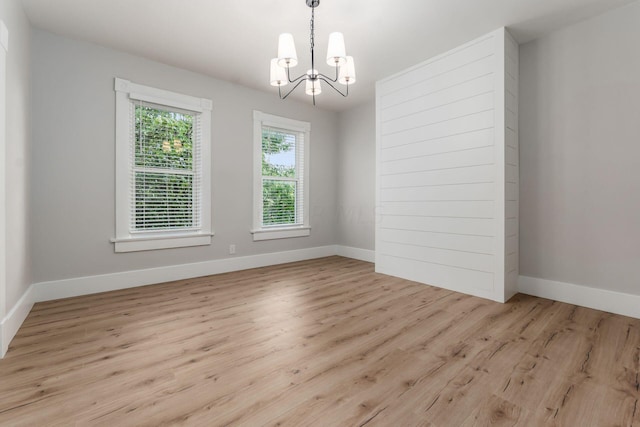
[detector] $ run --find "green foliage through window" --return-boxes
[262,128,297,226]
[135,172,193,229]
[133,104,196,231]
[263,180,296,225]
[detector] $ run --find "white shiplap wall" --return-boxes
[504,31,519,300]
[375,28,518,302]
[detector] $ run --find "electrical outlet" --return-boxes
[229,244,236,255]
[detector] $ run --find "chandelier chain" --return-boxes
[310,7,314,52]
[310,5,315,75]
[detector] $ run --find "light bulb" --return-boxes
[270,58,288,86]
[277,33,298,68]
[326,32,347,67]
[338,56,356,85]
[305,79,322,95]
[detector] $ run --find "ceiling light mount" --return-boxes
[270,0,356,105]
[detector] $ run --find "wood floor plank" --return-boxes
[460,394,527,426]
[531,375,638,426]
[0,256,638,426]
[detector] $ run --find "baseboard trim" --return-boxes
[518,275,640,319]
[34,245,341,302]
[335,245,375,263]
[1,284,35,357]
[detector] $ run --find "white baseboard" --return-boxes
[1,284,35,357]
[34,245,338,302]
[335,245,375,263]
[518,275,640,319]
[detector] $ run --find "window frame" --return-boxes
[252,111,310,241]
[112,78,213,252]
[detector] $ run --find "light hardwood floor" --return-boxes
[0,256,638,426]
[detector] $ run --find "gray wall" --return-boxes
[519,1,640,295]
[336,101,375,251]
[30,29,339,283]
[0,0,31,312]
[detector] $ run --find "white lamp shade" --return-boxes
[326,32,347,66]
[338,56,356,85]
[305,79,322,95]
[270,58,288,86]
[277,33,298,67]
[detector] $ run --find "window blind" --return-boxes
[129,100,202,232]
[261,126,304,227]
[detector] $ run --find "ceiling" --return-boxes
[20,0,633,111]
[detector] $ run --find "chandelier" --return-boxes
[270,0,356,105]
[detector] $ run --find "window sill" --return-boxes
[111,232,214,253]
[250,227,310,241]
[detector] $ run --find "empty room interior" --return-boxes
[1,0,639,424]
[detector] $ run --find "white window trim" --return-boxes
[251,111,310,241]
[112,78,213,252]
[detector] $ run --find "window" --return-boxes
[252,111,310,241]
[112,78,212,252]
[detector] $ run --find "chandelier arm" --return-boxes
[318,62,340,82]
[279,78,307,100]
[318,71,339,82]
[318,76,349,97]
[286,65,308,84]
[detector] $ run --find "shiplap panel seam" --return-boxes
[380,186,495,201]
[381,165,495,180]
[380,72,495,115]
[380,162,495,177]
[381,214,495,219]
[381,148,495,174]
[381,144,494,164]
[381,181,494,190]
[380,228,495,238]
[377,36,495,96]
[381,126,494,150]
[379,249,494,273]
[380,111,495,148]
[383,96,496,136]
[380,72,495,118]
[379,240,493,255]
[381,109,494,137]
[377,252,494,274]
[380,58,496,110]
[381,90,494,125]
[379,200,494,203]
[382,131,494,161]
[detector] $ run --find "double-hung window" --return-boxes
[252,111,310,241]
[113,78,212,252]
